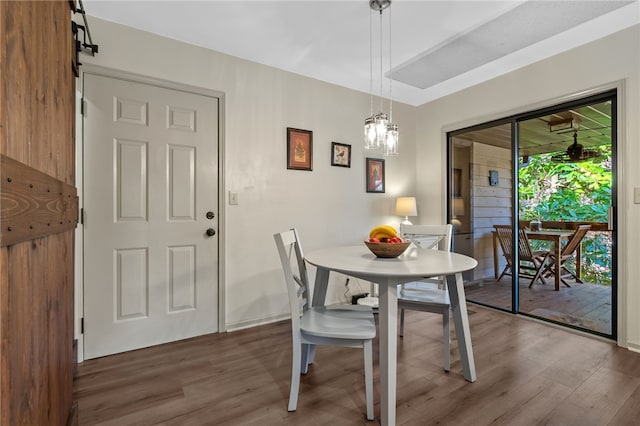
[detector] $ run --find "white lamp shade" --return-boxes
[395,197,417,217]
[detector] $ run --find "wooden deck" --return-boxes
[464,278,612,335]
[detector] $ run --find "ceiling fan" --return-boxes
[550,130,604,163]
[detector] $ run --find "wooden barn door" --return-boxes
[0,1,78,424]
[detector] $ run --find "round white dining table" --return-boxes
[305,244,478,426]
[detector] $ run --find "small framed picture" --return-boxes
[366,157,385,193]
[331,142,351,168]
[287,127,313,171]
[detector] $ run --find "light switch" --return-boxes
[229,191,239,205]
[635,187,640,204]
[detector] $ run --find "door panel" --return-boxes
[83,73,219,359]
[516,97,615,336]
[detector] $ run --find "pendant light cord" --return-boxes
[379,9,384,114]
[388,5,392,122]
[369,9,373,116]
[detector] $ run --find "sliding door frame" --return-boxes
[447,88,618,340]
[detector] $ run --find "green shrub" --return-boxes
[518,147,612,285]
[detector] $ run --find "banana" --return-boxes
[369,225,398,240]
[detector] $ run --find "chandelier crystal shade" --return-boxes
[363,0,398,155]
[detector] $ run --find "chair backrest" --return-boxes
[400,223,453,252]
[560,224,591,258]
[494,224,537,263]
[493,225,514,265]
[516,226,537,262]
[400,224,453,289]
[274,228,310,333]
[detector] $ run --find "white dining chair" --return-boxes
[273,228,376,420]
[398,223,453,372]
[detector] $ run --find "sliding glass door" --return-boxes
[449,121,514,312]
[448,90,617,339]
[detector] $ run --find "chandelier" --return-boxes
[364,0,398,156]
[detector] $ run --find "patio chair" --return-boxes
[398,224,453,372]
[493,224,549,287]
[541,224,591,287]
[273,228,375,420]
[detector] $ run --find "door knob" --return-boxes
[206,228,216,237]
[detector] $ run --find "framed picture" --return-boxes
[366,157,385,193]
[287,127,313,171]
[331,142,351,168]
[453,168,462,197]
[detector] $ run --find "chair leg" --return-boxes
[308,344,317,365]
[399,308,405,337]
[497,265,510,281]
[288,342,302,412]
[563,266,583,283]
[529,267,547,288]
[537,253,550,285]
[527,264,545,288]
[301,343,311,374]
[363,340,374,421]
[443,310,451,372]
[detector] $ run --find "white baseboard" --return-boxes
[626,340,640,353]
[225,312,290,332]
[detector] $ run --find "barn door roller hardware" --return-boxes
[71,0,99,76]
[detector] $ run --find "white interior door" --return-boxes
[83,73,219,359]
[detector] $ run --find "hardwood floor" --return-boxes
[75,306,640,425]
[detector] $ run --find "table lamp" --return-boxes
[395,197,417,225]
[451,198,465,228]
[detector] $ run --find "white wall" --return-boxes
[415,25,640,349]
[76,16,640,352]
[77,18,417,333]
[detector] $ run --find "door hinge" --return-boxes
[80,317,84,334]
[80,97,85,115]
[80,207,84,225]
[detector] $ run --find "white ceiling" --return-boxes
[83,0,639,106]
